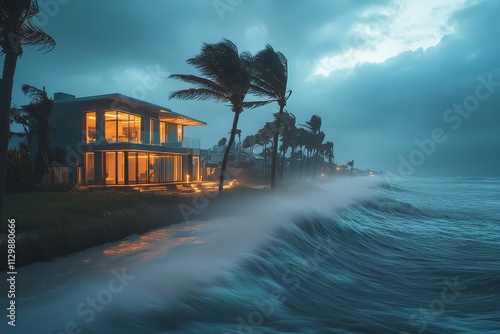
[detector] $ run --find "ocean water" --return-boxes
[2,176,499,334]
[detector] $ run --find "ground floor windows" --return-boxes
[149,154,182,182]
[87,151,197,185]
[104,152,125,184]
[192,156,200,181]
[138,152,148,183]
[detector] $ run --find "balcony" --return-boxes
[161,136,201,149]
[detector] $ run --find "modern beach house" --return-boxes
[50,92,206,186]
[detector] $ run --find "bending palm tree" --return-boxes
[169,39,255,192]
[243,45,291,191]
[0,0,55,224]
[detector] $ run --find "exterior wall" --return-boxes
[50,95,203,186]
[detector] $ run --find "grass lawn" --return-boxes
[1,189,190,269]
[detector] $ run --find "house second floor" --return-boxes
[50,92,206,152]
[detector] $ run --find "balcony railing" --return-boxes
[87,130,201,150]
[161,136,200,149]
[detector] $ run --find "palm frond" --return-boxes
[19,22,56,52]
[169,74,226,94]
[249,45,288,101]
[0,0,55,54]
[168,88,228,103]
[241,99,275,109]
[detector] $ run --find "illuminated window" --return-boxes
[104,111,142,143]
[173,156,182,181]
[177,125,183,142]
[85,112,96,143]
[128,152,137,183]
[105,152,116,184]
[138,152,148,183]
[192,156,200,181]
[159,121,168,143]
[117,152,125,184]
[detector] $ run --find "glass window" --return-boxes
[160,121,168,143]
[85,112,96,143]
[104,111,117,143]
[128,152,137,183]
[192,156,200,182]
[150,153,158,183]
[104,110,142,143]
[138,152,148,183]
[173,156,182,181]
[177,125,183,142]
[105,152,116,184]
[117,152,125,184]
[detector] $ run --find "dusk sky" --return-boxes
[8,0,500,175]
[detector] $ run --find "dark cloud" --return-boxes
[6,0,500,175]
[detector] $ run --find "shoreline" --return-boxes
[0,184,274,271]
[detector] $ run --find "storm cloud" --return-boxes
[8,0,500,175]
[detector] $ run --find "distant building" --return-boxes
[49,92,206,185]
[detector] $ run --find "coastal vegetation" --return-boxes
[0,0,56,229]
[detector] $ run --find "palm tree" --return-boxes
[169,39,256,192]
[323,141,334,179]
[16,84,54,183]
[278,111,296,178]
[229,128,241,161]
[255,123,274,175]
[243,45,291,191]
[302,115,324,179]
[295,127,308,180]
[217,137,227,149]
[0,0,55,223]
[303,114,322,134]
[242,134,257,161]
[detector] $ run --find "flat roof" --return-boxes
[54,93,206,126]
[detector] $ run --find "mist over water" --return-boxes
[2,176,499,334]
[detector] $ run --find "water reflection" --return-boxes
[102,229,199,260]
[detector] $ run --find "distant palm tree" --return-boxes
[323,141,334,179]
[347,160,355,175]
[169,39,256,192]
[255,123,274,175]
[228,129,242,161]
[0,0,55,223]
[278,111,296,178]
[243,45,291,191]
[295,127,308,179]
[242,134,257,160]
[302,115,325,179]
[15,84,55,183]
[303,114,322,134]
[217,137,227,148]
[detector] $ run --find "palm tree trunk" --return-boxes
[271,105,285,191]
[279,148,286,179]
[219,111,241,193]
[313,150,318,180]
[0,52,19,228]
[299,148,304,181]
